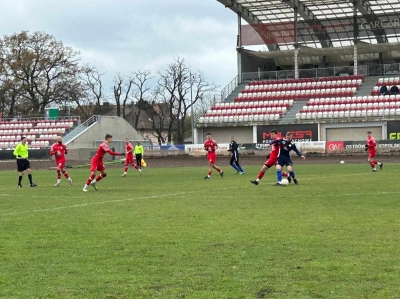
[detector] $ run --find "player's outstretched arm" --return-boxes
[293,147,304,159]
[269,138,283,145]
[106,149,125,156]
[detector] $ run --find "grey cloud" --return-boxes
[1,0,239,93]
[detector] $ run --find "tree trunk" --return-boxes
[134,110,141,130]
[116,101,121,117]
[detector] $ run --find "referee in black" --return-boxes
[13,136,37,188]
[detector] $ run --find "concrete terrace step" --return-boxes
[224,83,248,103]
[356,76,381,97]
[280,101,305,124]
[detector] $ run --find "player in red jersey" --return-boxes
[122,138,141,177]
[50,136,72,187]
[204,132,223,179]
[251,129,284,185]
[83,134,125,192]
[366,131,383,172]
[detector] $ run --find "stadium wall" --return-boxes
[196,126,254,144]
[320,122,387,141]
[67,116,145,149]
[198,121,400,144]
[0,149,49,160]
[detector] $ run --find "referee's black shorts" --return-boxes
[135,154,142,165]
[17,159,30,172]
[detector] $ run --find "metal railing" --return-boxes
[242,63,400,82]
[63,115,100,145]
[0,115,81,123]
[193,94,223,127]
[221,75,239,101]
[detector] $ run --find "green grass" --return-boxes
[1,163,400,299]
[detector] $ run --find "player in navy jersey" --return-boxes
[275,132,305,185]
[228,135,244,174]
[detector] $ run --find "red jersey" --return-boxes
[367,136,377,151]
[269,137,283,159]
[125,142,134,158]
[204,139,218,154]
[93,141,121,163]
[50,143,68,161]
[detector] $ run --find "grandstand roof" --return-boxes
[217,0,400,50]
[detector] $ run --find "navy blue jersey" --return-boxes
[229,140,239,155]
[280,139,302,158]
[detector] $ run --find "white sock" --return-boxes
[57,179,60,183]
[378,162,382,165]
[256,178,260,182]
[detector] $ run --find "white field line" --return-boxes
[0,168,397,216]
[0,187,238,216]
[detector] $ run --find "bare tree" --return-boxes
[112,73,135,118]
[80,65,105,116]
[145,89,173,144]
[131,70,153,130]
[158,57,218,143]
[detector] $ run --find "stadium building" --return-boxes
[194,0,400,153]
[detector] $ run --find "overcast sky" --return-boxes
[0,0,239,94]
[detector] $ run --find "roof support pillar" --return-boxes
[287,0,331,48]
[294,5,299,79]
[353,1,358,76]
[355,0,386,43]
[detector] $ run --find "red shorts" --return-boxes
[264,157,278,167]
[368,150,376,159]
[207,153,216,164]
[90,159,105,172]
[125,155,134,165]
[56,159,66,169]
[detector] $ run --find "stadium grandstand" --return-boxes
[0,115,79,150]
[193,0,400,144]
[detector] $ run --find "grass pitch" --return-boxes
[0,163,399,299]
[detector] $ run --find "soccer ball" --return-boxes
[281,178,289,185]
[340,161,345,164]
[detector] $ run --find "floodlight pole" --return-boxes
[190,71,194,144]
[353,1,358,76]
[294,6,299,79]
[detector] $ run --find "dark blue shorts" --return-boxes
[277,157,293,167]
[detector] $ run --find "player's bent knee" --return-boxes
[102,173,107,178]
